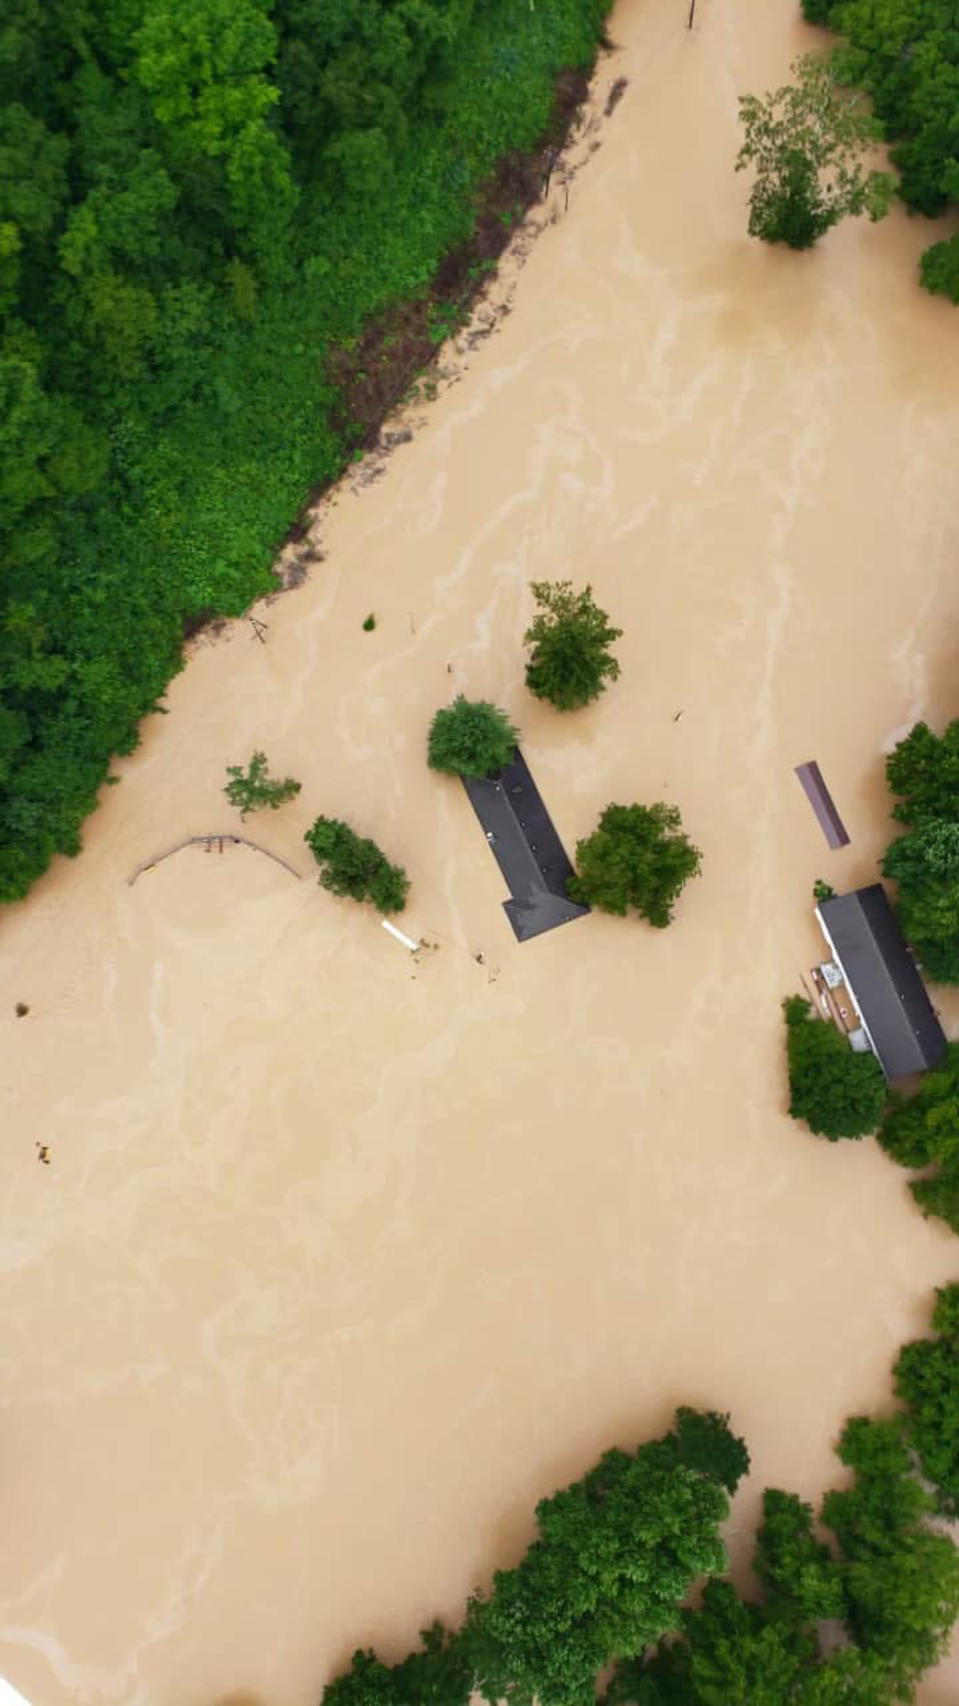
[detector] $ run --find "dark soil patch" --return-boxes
[285,63,594,542]
[605,76,628,116]
[181,608,230,643]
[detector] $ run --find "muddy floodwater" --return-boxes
[5,1,959,1703]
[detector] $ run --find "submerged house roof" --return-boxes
[816,884,946,1080]
[462,748,589,943]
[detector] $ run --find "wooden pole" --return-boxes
[687,0,696,25]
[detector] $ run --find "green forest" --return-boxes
[321,1381,959,1706]
[0,0,608,902]
[801,0,959,298]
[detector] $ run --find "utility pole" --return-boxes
[687,0,696,26]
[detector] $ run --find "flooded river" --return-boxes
[4,1,959,1702]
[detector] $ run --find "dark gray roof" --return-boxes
[462,748,589,943]
[817,884,946,1079]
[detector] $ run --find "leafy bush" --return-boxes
[224,751,301,818]
[427,696,518,779]
[783,995,886,1140]
[523,579,622,711]
[568,802,701,926]
[921,235,959,305]
[736,54,892,250]
[895,1284,959,1518]
[305,816,409,913]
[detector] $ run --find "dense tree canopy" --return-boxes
[736,53,891,250]
[523,579,622,712]
[0,0,609,903]
[322,1624,472,1706]
[608,1414,959,1706]
[305,815,409,913]
[463,1432,735,1706]
[822,1415,959,1697]
[886,720,959,827]
[877,1043,959,1234]
[568,802,701,926]
[321,1358,959,1706]
[325,1410,745,1706]
[783,995,887,1140]
[881,720,959,981]
[894,1284,959,1519]
[427,695,518,778]
[882,821,959,983]
[801,0,959,298]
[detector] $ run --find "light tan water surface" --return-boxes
[4,2,959,1702]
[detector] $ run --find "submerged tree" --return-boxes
[568,802,701,927]
[523,580,622,712]
[608,1410,959,1706]
[661,1405,751,1496]
[305,816,409,913]
[323,1410,746,1706]
[881,719,959,982]
[822,1414,959,1697]
[783,995,886,1140]
[878,1043,959,1235]
[886,719,959,827]
[736,55,893,250]
[427,695,518,778]
[323,1624,471,1706]
[462,1410,745,1706]
[224,750,301,818]
[882,820,959,984]
[895,1284,959,1518]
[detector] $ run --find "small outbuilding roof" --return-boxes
[816,884,947,1081]
[794,760,850,849]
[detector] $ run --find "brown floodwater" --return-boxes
[4,2,959,1702]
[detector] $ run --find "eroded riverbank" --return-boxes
[4,0,959,1701]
